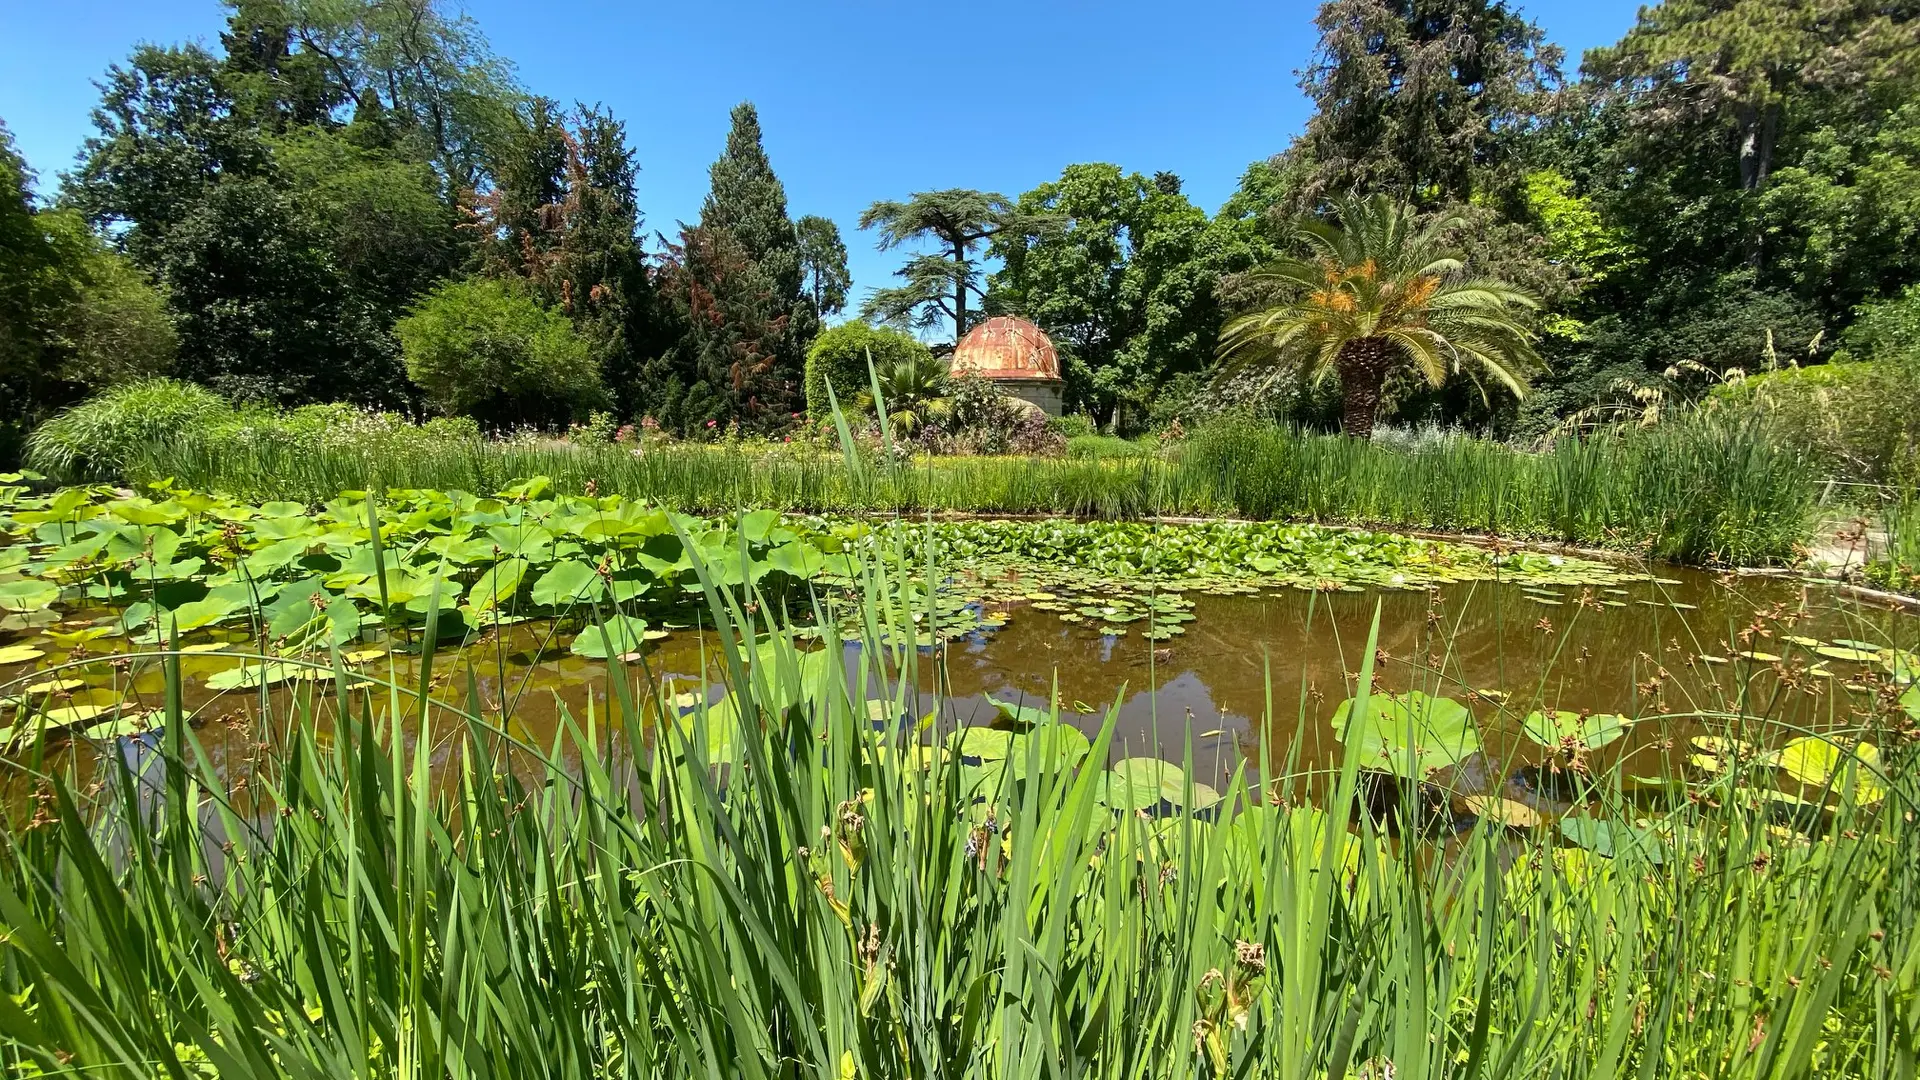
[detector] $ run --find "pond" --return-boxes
[6,557,1914,802]
[2,481,1915,811]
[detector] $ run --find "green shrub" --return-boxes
[25,378,229,480]
[395,277,607,429]
[1709,362,1920,483]
[1047,413,1097,439]
[803,322,931,419]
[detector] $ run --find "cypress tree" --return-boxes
[655,102,815,427]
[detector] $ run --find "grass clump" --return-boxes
[23,379,228,480]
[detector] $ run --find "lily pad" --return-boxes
[1558,816,1667,863]
[949,726,1016,761]
[1813,644,1881,663]
[0,579,60,613]
[1463,796,1542,829]
[1006,723,1093,780]
[1103,757,1219,811]
[568,615,652,659]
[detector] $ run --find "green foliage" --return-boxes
[478,100,659,421]
[1709,362,1920,483]
[0,537,1910,1076]
[796,213,850,316]
[859,348,952,435]
[1,124,176,454]
[33,211,178,389]
[989,165,1261,421]
[1842,285,1920,368]
[395,277,606,427]
[99,400,1819,565]
[1220,194,1542,439]
[1521,169,1635,288]
[642,104,815,430]
[803,322,931,420]
[1187,410,1815,564]
[1294,0,1559,209]
[1065,434,1151,460]
[24,379,229,479]
[1047,413,1097,439]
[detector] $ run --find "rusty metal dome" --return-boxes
[950,317,1062,382]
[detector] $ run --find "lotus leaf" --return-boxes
[1520,710,1631,750]
[983,693,1052,727]
[0,579,60,613]
[568,615,652,659]
[1006,723,1093,780]
[168,594,245,633]
[767,541,825,579]
[1103,757,1220,811]
[950,726,1016,761]
[1331,691,1480,779]
[0,643,45,665]
[467,558,529,611]
[1779,736,1884,805]
[1558,816,1667,863]
[530,559,605,608]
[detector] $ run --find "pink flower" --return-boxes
[706,419,718,428]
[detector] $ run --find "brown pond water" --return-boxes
[4,564,1915,803]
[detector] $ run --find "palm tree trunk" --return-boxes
[1337,337,1394,440]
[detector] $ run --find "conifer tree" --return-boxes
[650,102,813,428]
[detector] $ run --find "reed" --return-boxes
[1187,412,1816,564]
[0,539,1912,1078]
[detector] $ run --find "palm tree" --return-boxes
[1218,194,1542,440]
[858,350,953,436]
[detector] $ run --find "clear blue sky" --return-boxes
[1,0,1646,325]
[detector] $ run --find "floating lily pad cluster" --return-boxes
[0,479,886,725]
[873,518,1633,595]
[973,576,1199,641]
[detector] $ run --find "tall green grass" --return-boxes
[1187,412,1816,565]
[0,541,1912,1077]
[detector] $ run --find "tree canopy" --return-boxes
[859,189,1016,339]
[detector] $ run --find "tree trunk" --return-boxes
[1337,337,1395,440]
[951,239,969,341]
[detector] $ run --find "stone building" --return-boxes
[949,316,1065,416]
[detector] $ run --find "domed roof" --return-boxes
[950,317,1062,382]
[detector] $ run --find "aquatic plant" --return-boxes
[35,395,1821,565]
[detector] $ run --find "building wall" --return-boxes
[996,378,1063,417]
